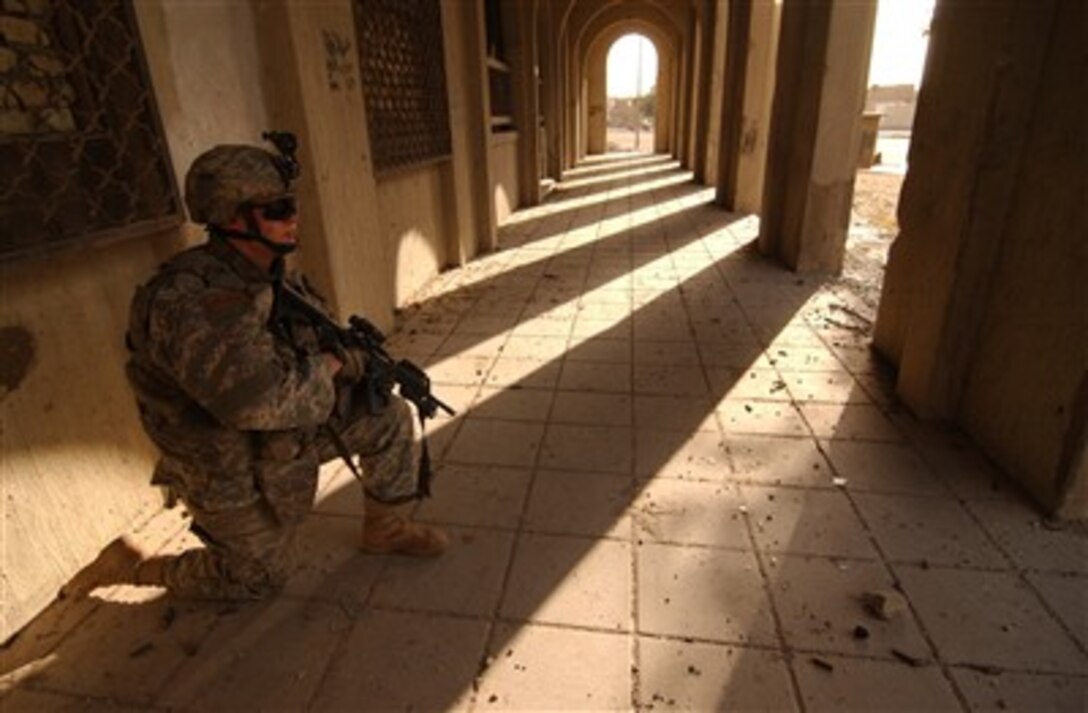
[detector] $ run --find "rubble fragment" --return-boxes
[860,589,907,620]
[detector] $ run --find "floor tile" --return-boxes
[1024,572,1088,650]
[469,385,553,422]
[435,333,509,360]
[501,534,632,631]
[726,435,832,488]
[523,469,633,539]
[633,394,719,432]
[920,443,1014,500]
[476,624,631,710]
[766,345,844,372]
[967,498,1088,574]
[821,439,948,496]
[638,637,797,711]
[781,369,873,404]
[484,357,561,389]
[564,335,632,363]
[632,479,749,548]
[415,464,532,529]
[720,368,792,401]
[540,424,633,474]
[311,610,486,711]
[896,566,1088,674]
[637,543,777,646]
[825,345,883,375]
[500,335,569,361]
[571,317,631,340]
[950,668,1088,712]
[692,335,764,365]
[1,688,147,711]
[793,655,960,712]
[425,355,494,386]
[446,418,544,467]
[764,554,931,659]
[799,403,903,441]
[371,526,514,616]
[450,315,517,337]
[634,340,701,365]
[551,391,632,426]
[163,599,349,711]
[853,493,1008,568]
[286,514,386,600]
[718,399,809,437]
[742,485,878,559]
[511,316,574,338]
[21,593,219,704]
[558,359,633,393]
[635,429,729,481]
[633,364,709,395]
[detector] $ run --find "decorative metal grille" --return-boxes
[0,0,179,260]
[354,0,452,174]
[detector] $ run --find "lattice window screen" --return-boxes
[0,0,180,260]
[354,0,452,175]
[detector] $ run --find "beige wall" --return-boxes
[376,164,452,305]
[0,0,271,642]
[490,133,521,226]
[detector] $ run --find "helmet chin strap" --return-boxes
[207,210,297,256]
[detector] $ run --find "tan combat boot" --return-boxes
[361,499,449,557]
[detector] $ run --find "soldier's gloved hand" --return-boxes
[335,345,368,383]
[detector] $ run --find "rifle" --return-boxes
[275,280,454,498]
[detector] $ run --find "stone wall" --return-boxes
[0,0,270,642]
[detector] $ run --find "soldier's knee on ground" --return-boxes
[225,550,293,598]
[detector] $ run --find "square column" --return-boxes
[757,0,876,273]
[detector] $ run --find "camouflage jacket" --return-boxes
[126,237,337,523]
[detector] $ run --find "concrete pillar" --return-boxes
[703,0,729,187]
[508,0,542,205]
[253,0,393,328]
[873,0,1085,515]
[691,0,717,183]
[586,51,607,154]
[563,32,577,170]
[666,57,680,156]
[540,6,563,180]
[677,15,696,168]
[757,0,875,273]
[715,0,752,209]
[733,0,781,214]
[654,59,672,155]
[441,0,496,261]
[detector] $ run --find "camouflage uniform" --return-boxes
[126,236,423,599]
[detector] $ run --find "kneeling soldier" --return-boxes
[122,135,447,600]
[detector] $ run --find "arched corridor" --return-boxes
[5,158,1083,710]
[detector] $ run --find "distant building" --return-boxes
[865,83,917,131]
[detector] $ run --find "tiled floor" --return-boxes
[3,155,1086,711]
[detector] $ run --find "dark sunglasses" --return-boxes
[256,197,297,221]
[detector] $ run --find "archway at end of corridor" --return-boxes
[605,33,657,155]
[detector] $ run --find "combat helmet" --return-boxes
[184,144,292,226]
